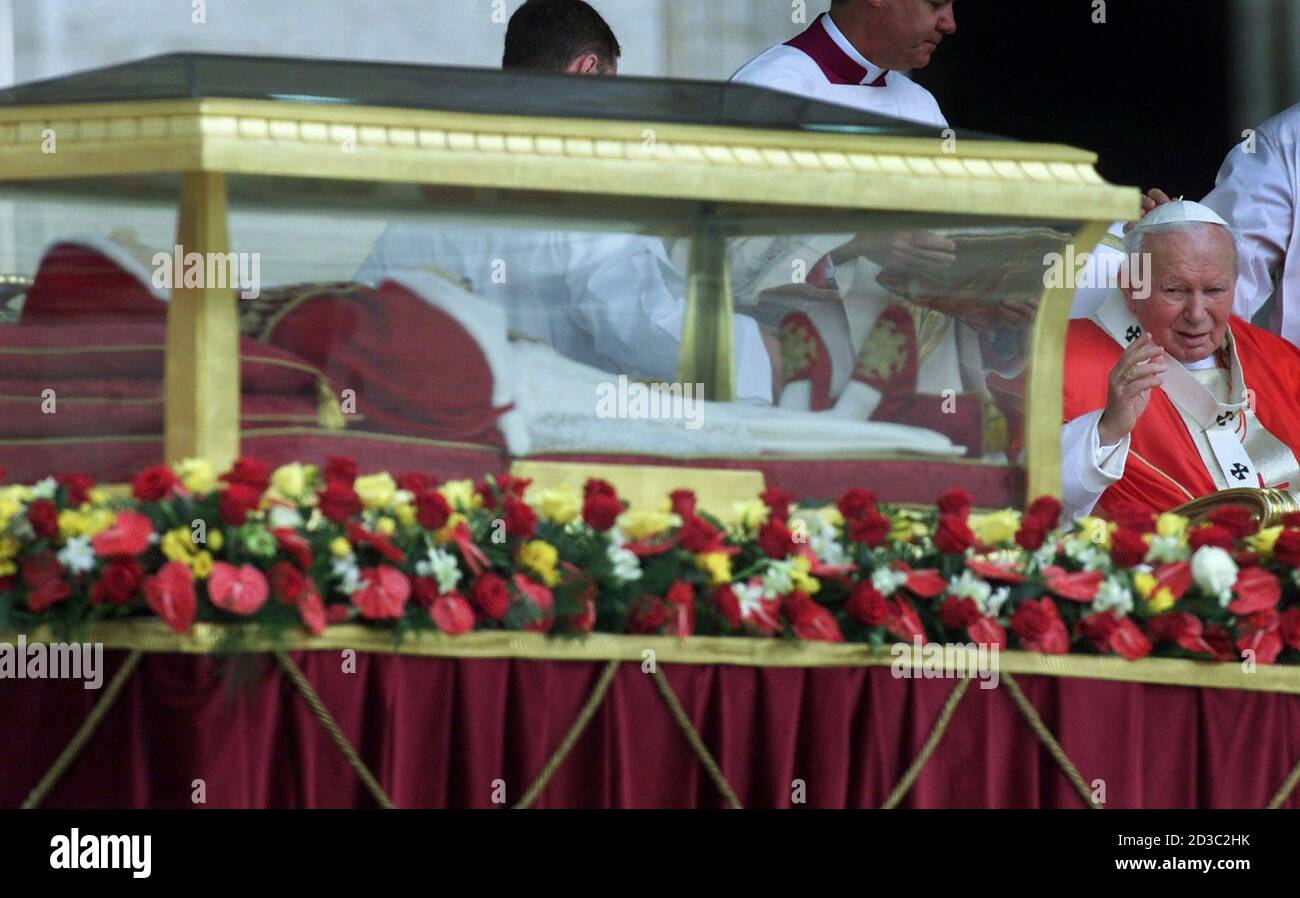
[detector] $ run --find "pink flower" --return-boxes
[206,562,270,615]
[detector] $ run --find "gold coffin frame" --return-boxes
[0,96,1137,498]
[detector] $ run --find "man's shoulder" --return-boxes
[1254,102,1300,142]
[730,43,821,89]
[1231,314,1300,358]
[1066,317,1119,357]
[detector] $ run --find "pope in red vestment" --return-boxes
[1061,201,1300,519]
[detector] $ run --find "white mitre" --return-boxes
[1129,199,1230,234]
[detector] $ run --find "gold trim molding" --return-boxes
[6,621,1297,695]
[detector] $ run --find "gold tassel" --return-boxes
[317,378,346,430]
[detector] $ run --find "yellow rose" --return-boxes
[191,551,214,579]
[375,516,397,536]
[616,509,678,541]
[173,457,218,494]
[531,486,580,525]
[694,551,732,586]
[394,503,417,528]
[819,506,844,530]
[1155,512,1189,540]
[207,529,224,553]
[329,537,352,558]
[270,462,309,500]
[161,527,197,562]
[0,534,18,560]
[517,539,560,586]
[732,499,769,535]
[1249,525,1283,558]
[86,487,115,508]
[354,472,397,510]
[791,553,821,594]
[970,510,1022,546]
[438,479,482,512]
[1133,570,1175,614]
[1075,516,1113,549]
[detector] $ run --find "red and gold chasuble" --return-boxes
[1064,296,1300,518]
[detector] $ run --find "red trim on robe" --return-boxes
[784,13,887,87]
[1063,317,1300,517]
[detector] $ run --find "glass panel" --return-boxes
[0,53,999,138]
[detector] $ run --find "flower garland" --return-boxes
[2,456,1299,664]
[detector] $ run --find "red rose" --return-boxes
[1015,516,1049,551]
[27,499,59,540]
[846,510,890,547]
[145,561,197,633]
[269,561,307,605]
[626,596,667,635]
[1209,505,1258,539]
[218,483,263,525]
[273,528,313,570]
[1273,530,1300,569]
[933,513,975,555]
[669,489,696,518]
[664,579,695,638]
[207,562,270,615]
[91,510,153,557]
[22,552,70,612]
[757,519,797,559]
[415,489,451,531]
[411,576,440,609]
[56,472,93,507]
[132,464,179,502]
[1188,524,1234,553]
[846,582,888,627]
[317,480,363,524]
[782,591,843,642]
[760,487,794,523]
[584,478,618,499]
[1024,496,1062,531]
[351,567,411,620]
[678,515,722,553]
[940,595,982,629]
[1010,598,1070,654]
[1109,527,1149,568]
[431,592,475,635]
[1110,501,1156,534]
[936,488,974,519]
[90,558,144,606]
[1280,607,1300,652]
[502,495,537,540]
[513,573,555,633]
[396,472,432,495]
[220,457,271,493]
[469,573,510,621]
[712,584,741,630]
[298,587,326,636]
[837,488,878,522]
[323,456,357,486]
[582,493,622,531]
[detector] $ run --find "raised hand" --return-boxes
[1097,333,1167,446]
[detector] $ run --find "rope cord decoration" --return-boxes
[1001,671,1101,809]
[649,665,743,809]
[881,677,972,809]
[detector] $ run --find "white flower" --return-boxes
[1091,576,1134,617]
[871,567,908,597]
[1146,534,1189,564]
[30,477,57,500]
[607,543,641,584]
[330,555,362,595]
[415,545,462,594]
[266,505,304,530]
[986,587,1011,618]
[948,569,992,608]
[56,536,96,574]
[761,558,797,599]
[1191,546,1238,606]
[735,581,766,614]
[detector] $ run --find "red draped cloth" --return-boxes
[3,651,1298,809]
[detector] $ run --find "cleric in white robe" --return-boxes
[1202,103,1300,344]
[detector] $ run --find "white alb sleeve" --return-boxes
[1060,409,1130,520]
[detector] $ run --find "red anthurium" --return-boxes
[273,528,313,570]
[91,510,154,557]
[967,616,1008,650]
[513,573,555,633]
[144,561,197,633]
[963,559,1025,584]
[904,568,947,597]
[884,595,925,643]
[1236,611,1283,665]
[351,567,411,620]
[1146,612,1218,658]
[1227,567,1281,615]
[1152,561,1193,602]
[207,562,270,615]
[446,521,488,575]
[430,591,475,636]
[298,588,326,636]
[345,521,407,564]
[1045,569,1103,602]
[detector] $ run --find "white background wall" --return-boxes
[2,0,812,85]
